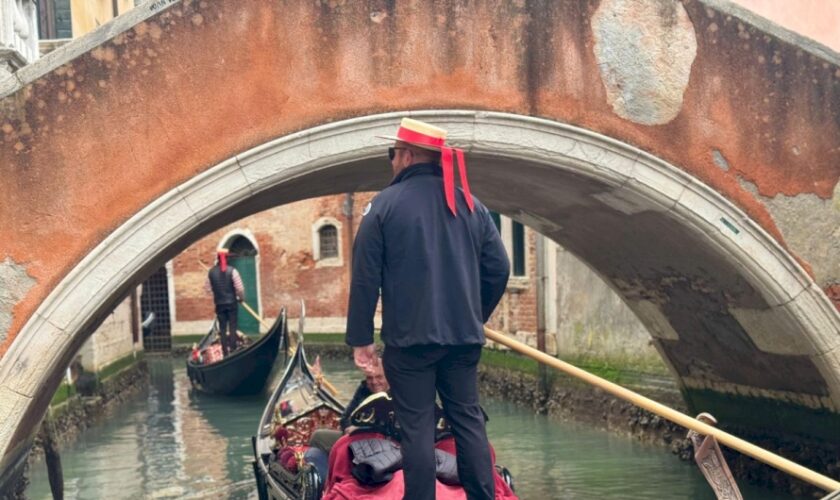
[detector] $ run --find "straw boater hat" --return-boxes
[378,118,475,216]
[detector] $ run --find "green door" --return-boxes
[232,255,259,335]
[225,236,260,336]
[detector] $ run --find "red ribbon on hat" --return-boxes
[396,128,475,216]
[218,251,228,272]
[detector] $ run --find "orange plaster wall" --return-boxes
[1,0,839,356]
[730,0,840,52]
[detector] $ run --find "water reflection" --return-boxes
[28,356,799,499]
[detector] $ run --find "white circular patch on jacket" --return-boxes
[592,0,697,125]
[362,202,372,216]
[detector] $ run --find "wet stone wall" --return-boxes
[11,361,149,498]
[478,365,840,498]
[311,343,840,495]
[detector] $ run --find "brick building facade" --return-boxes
[171,193,541,343]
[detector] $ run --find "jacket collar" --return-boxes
[389,162,442,186]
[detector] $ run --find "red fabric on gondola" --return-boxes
[322,432,518,499]
[203,343,223,364]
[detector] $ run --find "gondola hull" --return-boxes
[253,331,344,500]
[252,329,516,500]
[186,313,284,396]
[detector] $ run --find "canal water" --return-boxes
[28,356,799,499]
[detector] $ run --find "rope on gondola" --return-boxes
[483,326,840,493]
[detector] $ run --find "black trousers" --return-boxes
[215,303,238,355]
[383,344,494,500]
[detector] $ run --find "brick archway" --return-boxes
[1,111,838,470]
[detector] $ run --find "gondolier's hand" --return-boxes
[310,355,323,378]
[353,344,377,375]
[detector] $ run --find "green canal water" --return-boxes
[28,356,799,499]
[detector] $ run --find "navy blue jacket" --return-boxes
[346,162,510,348]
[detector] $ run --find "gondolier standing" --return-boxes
[206,249,245,356]
[346,118,510,499]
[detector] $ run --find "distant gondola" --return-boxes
[186,308,286,396]
[252,304,516,500]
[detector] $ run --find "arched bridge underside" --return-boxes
[1,0,839,473]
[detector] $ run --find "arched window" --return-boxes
[319,224,339,259]
[312,217,343,266]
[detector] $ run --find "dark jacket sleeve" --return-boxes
[345,206,384,347]
[479,209,510,322]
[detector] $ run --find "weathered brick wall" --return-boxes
[173,193,377,332]
[173,192,537,338]
[486,229,538,337]
[552,247,667,371]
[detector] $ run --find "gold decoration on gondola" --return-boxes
[356,408,376,424]
[436,417,447,430]
[273,407,342,447]
[294,450,306,471]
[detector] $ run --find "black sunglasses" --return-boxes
[388,147,408,160]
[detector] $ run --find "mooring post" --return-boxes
[42,410,64,500]
[535,234,549,412]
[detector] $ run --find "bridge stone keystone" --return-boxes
[788,285,840,356]
[0,314,66,398]
[0,387,29,453]
[179,157,253,221]
[730,306,817,356]
[238,132,315,192]
[471,120,578,170]
[631,300,680,341]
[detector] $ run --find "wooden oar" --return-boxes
[483,326,840,493]
[313,369,340,397]
[197,259,270,330]
[240,300,272,331]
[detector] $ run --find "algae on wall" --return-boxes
[552,245,670,376]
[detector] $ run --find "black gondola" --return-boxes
[186,308,286,396]
[252,304,344,500]
[252,304,516,500]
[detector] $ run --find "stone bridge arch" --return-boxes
[2,110,840,472]
[2,0,840,474]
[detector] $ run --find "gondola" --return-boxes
[252,304,344,500]
[252,306,517,500]
[186,308,286,396]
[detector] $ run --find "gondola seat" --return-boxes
[322,432,518,499]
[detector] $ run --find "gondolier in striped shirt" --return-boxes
[205,249,245,356]
[346,118,510,500]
